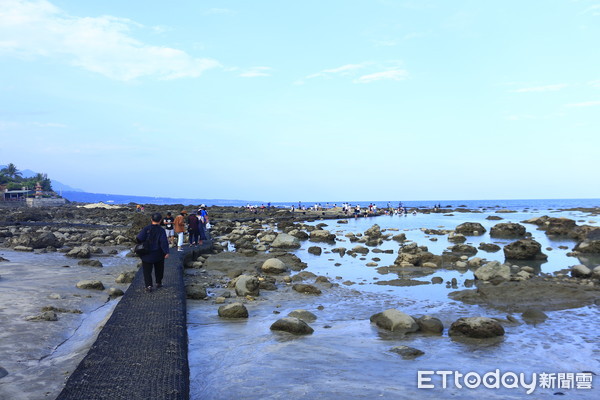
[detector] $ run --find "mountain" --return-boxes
[1,166,84,192]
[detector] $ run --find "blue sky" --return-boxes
[0,0,599,202]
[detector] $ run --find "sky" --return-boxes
[0,0,599,202]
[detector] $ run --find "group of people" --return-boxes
[162,205,210,252]
[135,205,209,293]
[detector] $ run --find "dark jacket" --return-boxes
[136,224,169,263]
[187,214,199,232]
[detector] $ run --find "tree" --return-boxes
[1,163,22,180]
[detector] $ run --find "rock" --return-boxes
[352,245,369,255]
[390,345,424,359]
[364,224,382,238]
[310,229,336,243]
[478,243,501,253]
[392,233,407,242]
[270,233,301,249]
[218,302,249,318]
[571,265,592,278]
[27,311,58,322]
[331,247,346,256]
[490,223,527,238]
[467,257,484,268]
[77,259,103,267]
[521,309,548,324]
[474,262,511,282]
[545,218,577,236]
[573,240,600,254]
[292,284,322,295]
[11,232,60,249]
[593,266,600,280]
[76,280,104,290]
[261,258,287,274]
[14,246,33,252]
[416,315,444,334]
[288,309,317,322]
[455,222,486,235]
[107,288,124,298]
[503,239,547,260]
[449,244,478,255]
[447,232,467,243]
[66,245,92,259]
[370,309,419,333]
[0,256,8,262]
[0,366,7,379]
[422,262,438,268]
[234,275,260,297]
[186,284,208,300]
[308,246,322,256]
[270,317,314,335]
[431,277,443,284]
[448,317,505,338]
[115,271,136,283]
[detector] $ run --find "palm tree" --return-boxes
[1,163,22,179]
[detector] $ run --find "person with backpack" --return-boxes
[136,212,170,292]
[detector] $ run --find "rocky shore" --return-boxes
[1,202,599,399]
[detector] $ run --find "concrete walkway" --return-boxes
[57,242,211,400]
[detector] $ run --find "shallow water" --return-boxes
[188,209,599,399]
[0,248,138,400]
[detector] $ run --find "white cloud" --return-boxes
[511,84,568,93]
[583,4,600,16]
[354,69,408,84]
[589,80,600,88]
[306,63,369,79]
[0,0,220,81]
[565,100,600,107]
[239,67,272,78]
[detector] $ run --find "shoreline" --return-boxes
[0,203,599,398]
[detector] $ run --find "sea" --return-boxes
[185,199,600,400]
[61,190,599,211]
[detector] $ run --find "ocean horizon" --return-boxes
[60,190,600,211]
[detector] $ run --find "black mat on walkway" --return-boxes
[57,242,211,400]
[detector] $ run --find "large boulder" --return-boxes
[571,265,592,278]
[490,223,527,238]
[115,271,136,283]
[292,284,322,295]
[309,229,336,243]
[261,258,287,274]
[503,239,547,260]
[364,224,382,238]
[394,242,439,267]
[478,242,501,252]
[65,245,92,259]
[370,309,419,333]
[288,309,317,322]
[234,275,260,297]
[474,261,511,281]
[449,244,477,255]
[76,280,104,290]
[416,315,444,334]
[186,284,208,300]
[545,218,577,236]
[218,302,249,318]
[11,232,60,249]
[448,317,505,338]
[573,240,600,254]
[270,317,314,335]
[455,222,486,236]
[270,233,301,249]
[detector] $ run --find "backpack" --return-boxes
[134,228,152,256]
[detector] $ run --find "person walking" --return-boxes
[197,204,209,244]
[162,212,175,247]
[187,211,200,246]
[174,210,187,251]
[136,213,170,292]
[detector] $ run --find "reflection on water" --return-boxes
[188,209,599,399]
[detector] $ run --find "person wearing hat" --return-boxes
[174,210,187,252]
[197,204,209,244]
